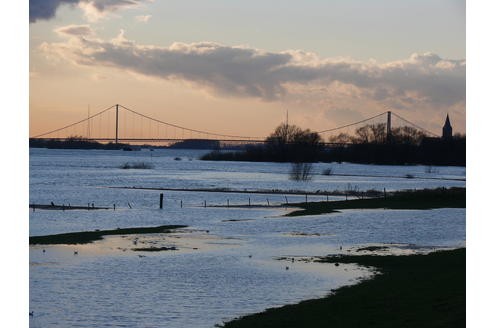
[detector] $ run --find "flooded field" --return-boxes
[29,148,465,327]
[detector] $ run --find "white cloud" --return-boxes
[40,30,466,111]
[55,24,94,37]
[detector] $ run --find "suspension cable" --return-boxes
[391,112,440,137]
[318,111,388,134]
[118,104,262,139]
[31,105,116,138]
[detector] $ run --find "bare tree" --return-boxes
[328,132,353,144]
[289,163,314,181]
[266,123,323,162]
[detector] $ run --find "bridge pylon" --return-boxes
[115,104,119,144]
[386,111,392,143]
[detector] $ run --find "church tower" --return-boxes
[442,114,452,139]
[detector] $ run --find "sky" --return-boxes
[29,0,466,139]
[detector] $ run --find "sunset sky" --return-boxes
[29,0,466,139]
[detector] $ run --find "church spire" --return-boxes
[442,114,452,139]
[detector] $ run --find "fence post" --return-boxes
[159,193,163,209]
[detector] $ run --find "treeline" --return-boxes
[202,124,323,162]
[322,137,465,166]
[29,136,124,150]
[201,123,466,166]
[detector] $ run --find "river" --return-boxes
[29,148,465,327]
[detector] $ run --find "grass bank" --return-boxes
[29,225,187,245]
[221,248,465,328]
[286,187,465,216]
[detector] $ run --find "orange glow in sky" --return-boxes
[30,1,466,139]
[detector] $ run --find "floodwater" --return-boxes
[29,148,466,327]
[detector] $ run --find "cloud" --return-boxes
[55,24,94,36]
[135,14,151,23]
[30,0,150,23]
[30,0,79,23]
[325,108,365,125]
[40,30,466,109]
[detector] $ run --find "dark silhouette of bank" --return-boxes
[168,139,220,149]
[201,115,465,166]
[29,136,128,150]
[29,136,221,150]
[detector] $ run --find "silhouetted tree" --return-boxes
[391,126,425,145]
[354,123,387,144]
[328,132,353,144]
[265,123,323,162]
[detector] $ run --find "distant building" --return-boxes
[442,114,452,139]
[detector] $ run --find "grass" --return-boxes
[286,187,465,216]
[29,225,187,245]
[221,248,465,328]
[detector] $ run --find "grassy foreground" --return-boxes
[221,248,465,328]
[29,225,187,245]
[287,187,465,216]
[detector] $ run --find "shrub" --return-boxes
[322,167,333,176]
[120,162,154,169]
[290,163,314,181]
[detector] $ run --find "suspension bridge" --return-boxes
[30,104,439,146]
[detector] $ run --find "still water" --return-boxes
[29,148,465,327]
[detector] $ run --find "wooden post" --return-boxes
[159,193,163,209]
[305,194,308,203]
[113,204,116,211]
[266,198,270,206]
[227,199,229,207]
[326,195,329,201]
[248,198,251,207]
[204,200,206,208]
[180,200,183,208]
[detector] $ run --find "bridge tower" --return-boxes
[115,104,119,144]
[386,111,392,143]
